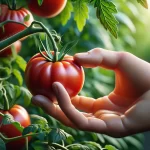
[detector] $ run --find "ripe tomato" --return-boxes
[27,0,67,18]
[0,41,21,57]
[25,52,84,103]
[0,4,34,41]
[0,105,31,150]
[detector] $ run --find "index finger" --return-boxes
[74,48,120,70]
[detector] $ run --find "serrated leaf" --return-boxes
[92,0,118,38]
[105,145,118,150]
[82,141,102,149]
[22,124,41,135]
[20,87,32,106]
[12,69,23,86]
[0,138,6,150]
[30,114,49,130]
[60,1,73,25]
[67,144,90,150]
[15,55,27,72]
[48,128,73,144]
[0,67,11,79]
[1,113,24,132]
[137,0,148,8]
[74,0,89,31]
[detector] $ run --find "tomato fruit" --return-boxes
[0,41,21,57]
[25,52,84,103]
[27,0,67,18]
[0,105,31,150]
[0,4,34,41]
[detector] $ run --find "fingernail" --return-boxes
[75,53,87,58]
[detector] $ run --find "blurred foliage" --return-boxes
[1,0,150,149]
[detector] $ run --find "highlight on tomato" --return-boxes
[25,33,85,103]
[0,4,34,41]
[27,0,67,18]
[0,41,22,57]
[0,105,31,150]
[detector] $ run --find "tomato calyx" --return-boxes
[38,32,78,62]
[5,0,17,10]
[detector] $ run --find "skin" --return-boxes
[32,48,150,138]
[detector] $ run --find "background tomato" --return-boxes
[0,4,34,41]
[0,105,31,150]
[27,0,67,18]
[0,41,22,57]
[25,52,85,103]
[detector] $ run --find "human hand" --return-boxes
[32,48,150,137]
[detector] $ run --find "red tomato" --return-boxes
[0,41,21,57]
[0,105,31,150]
[0,4,34,41]
[27,0,67,18]
[25,52,84,103]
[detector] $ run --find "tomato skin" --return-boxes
[25,52,85,103]
[0,105,31,150]
[0,41,21,57]
[27,0,67,18]
[0,5,34,41]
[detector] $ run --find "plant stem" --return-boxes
[0,132,40,142]
[2,87,9,110]
[0,21,44,51]
[51,143,69,150]
[25,137,28,150]
[12,0,16,10]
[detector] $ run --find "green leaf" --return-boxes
[0,67,11,79]
[105,145,118,150]
[15,55,27,72]
[1,113,24,132]
[0,138,6,150]
[30,114,49,129]
[91,0,118,38]
[22,124,41,135]
[74,0,89,31]
[60,1,73,25]
[137,0,148,8]
[67,144,90,150]
[12,69,23,86]
[38,0,43,6]
[48,128,73,144]
[20,87,32,106]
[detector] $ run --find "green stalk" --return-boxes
[0,21,44,51]
[2,87,9,110]
[32,21,58,61]
[25,137,28,150]
[12,0,16,10]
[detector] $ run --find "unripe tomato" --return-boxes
[27,0,67,18]
[0,41,21,57]
[25,52,84,103]
[0,105,31,150]
[0,4,34,41]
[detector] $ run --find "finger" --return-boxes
[71,95,126,113]
[74,48,120,69]
[32,95,75,127]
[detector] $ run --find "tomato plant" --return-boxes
[27,0,67,18]
[0,4,34,41]
[25,51,84,103]
[0,105,31,150]
[0,41,21,57]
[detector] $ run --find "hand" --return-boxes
[32,48,150,137]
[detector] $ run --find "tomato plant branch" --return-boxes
[25,137,29,150]
[2,87,9,110]
[51,143,69,150]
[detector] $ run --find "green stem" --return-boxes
[51,143,69,150]
[25,137,28,150]
[12,0,16,10]
[2,87,9,110]
[0,21,44,51]
[0,132,40,142]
